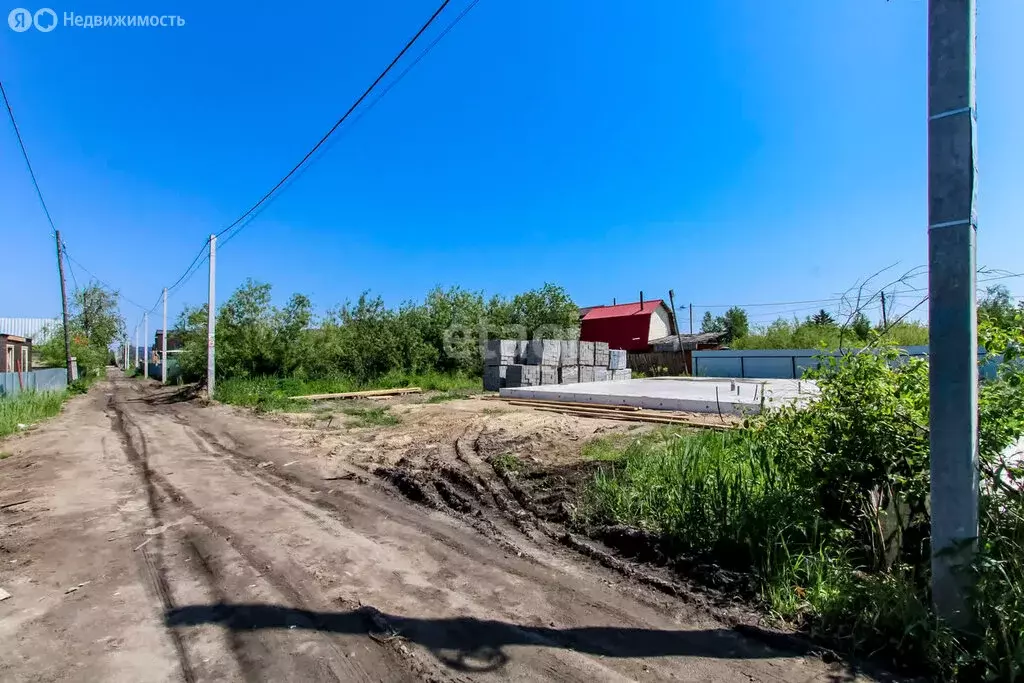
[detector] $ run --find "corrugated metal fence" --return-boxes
[0,368,68,397]
[692,346,1000,379]
[0,318,61,342]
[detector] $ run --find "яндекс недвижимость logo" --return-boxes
[8,7,57,31]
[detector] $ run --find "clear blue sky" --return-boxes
[2,0,1022,334]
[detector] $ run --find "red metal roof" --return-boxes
[579,300,667,351]
[581,300,665,320]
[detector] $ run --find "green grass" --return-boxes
[341,405,400,428]
[491,452,525,475]
[214,371,479,412]
[424,389,476,403]
[0,391,69,438]
[0,451,11,460]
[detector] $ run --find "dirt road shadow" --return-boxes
[165,603,862,678]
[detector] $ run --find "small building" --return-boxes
[579,299,675,352]
[154,329,185,352]
[0,334,33,373]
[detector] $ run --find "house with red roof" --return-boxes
[579,299,675,352]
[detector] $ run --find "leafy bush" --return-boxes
[175,280,578,385]
[580,327,1024,679]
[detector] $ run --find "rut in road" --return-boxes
[101,376,866,682]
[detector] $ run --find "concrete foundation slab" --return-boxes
[499,377,817,415]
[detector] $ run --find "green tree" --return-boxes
[37,282,125,377]
[811,309,836,327]
[700,311,722,333]
[851,312,872,340]
[721,306,749,341]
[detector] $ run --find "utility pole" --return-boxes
[928,0,978,628]
[689,303,694,334]
[206,235,216,398]
[161,288,168,384]
[143,312,149,381]
[54,231,73,385]
[134,326,138,371]
[668,289,684,351]
[880,290,889,328]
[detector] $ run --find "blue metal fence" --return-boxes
[0,368,68,397]
[692,347,1000,380]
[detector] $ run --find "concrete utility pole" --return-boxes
[161,288,168,384]
[134,326,138,371]
[54,231,74,385]
[928,0,979,628]
[689,303,694,334]
[143,312,149,381]
[206,235,216,398]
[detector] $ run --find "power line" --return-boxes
[220,0,483,251]
[216,0,461,247]
[0,80,58,236]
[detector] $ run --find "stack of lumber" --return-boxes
[484,396,735,430]
[288,387,422,401]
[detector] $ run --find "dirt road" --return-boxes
[0,372,865,682]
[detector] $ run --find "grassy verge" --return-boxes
[0,391,69,438]
[214,372,479,413]
[576,417,1022,680]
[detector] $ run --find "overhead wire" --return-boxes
[219,0,483,251]
[0,79,58,236]
[215,0,458,248]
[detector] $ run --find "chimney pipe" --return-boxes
[639,291,644,310]
[613,297,616,305]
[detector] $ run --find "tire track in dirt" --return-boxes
[110,394,429,683]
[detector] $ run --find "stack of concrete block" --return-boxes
[506,364,541,387]
[482,338,632,390]
[526,339,561,366]
[559,340,578,367]
[483,364,507,391]
[578,341,595,366]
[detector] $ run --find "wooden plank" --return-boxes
[488,397,642,412]
[288,387,422,401]
[526,405,733,429]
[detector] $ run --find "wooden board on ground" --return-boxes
[289,387,422,401]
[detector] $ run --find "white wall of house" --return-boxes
[648,304,673,342]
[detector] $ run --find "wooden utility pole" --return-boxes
[54,230,73,385]
[928,0,978,628]
[668,289,684,351]
[880,290,889,328]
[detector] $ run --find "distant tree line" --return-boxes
[702,304,930,349]
[173,280,579,383]
[36,282,125,378]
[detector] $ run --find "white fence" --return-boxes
[692,346,999,380]
[0,368,69,397]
